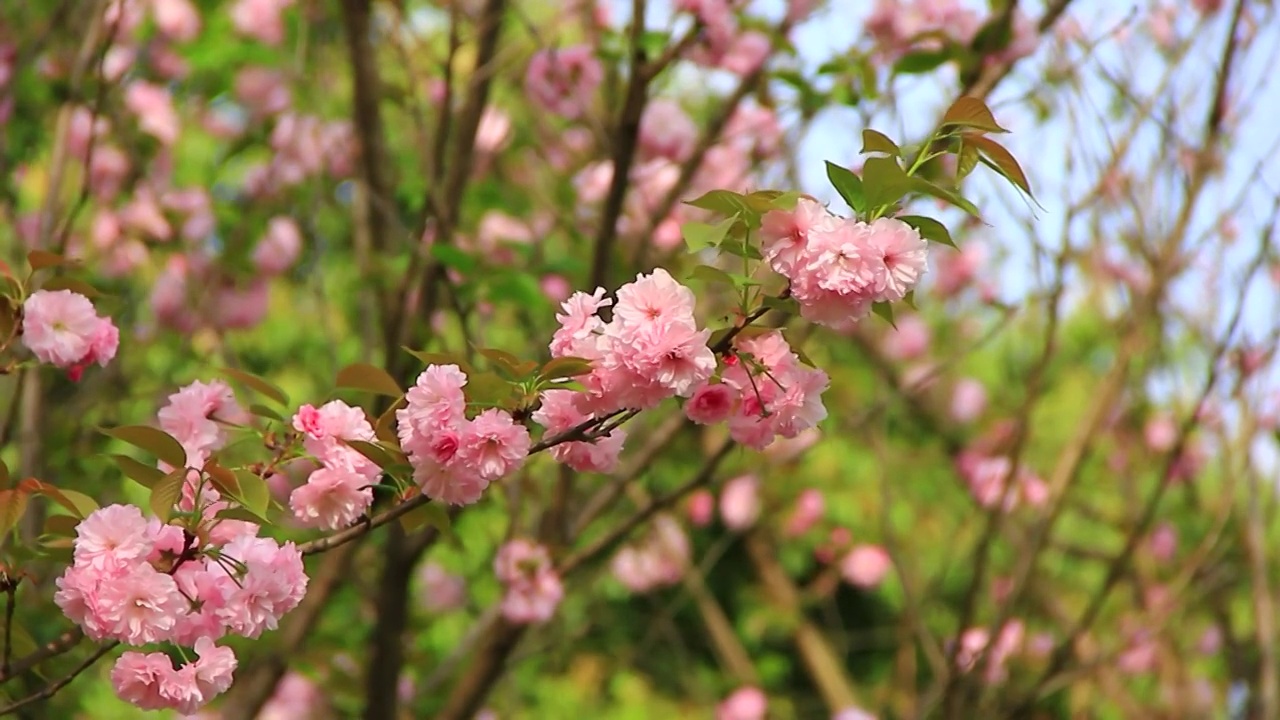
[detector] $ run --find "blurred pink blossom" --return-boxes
[840,544,891,589]
[719,475,761,530]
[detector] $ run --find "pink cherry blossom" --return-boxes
[456,409,531,481]
[950,378,988,423]
[531,389,627,474]
[158,379,242,457]
[840,544,891,589]
[231,0,294,45]
[21,289,119,372]
[72,504,152,568]
[610,515,689,593]
[418,561,467,613]
[717,686,767,720]
[252,216,303,275]
[884,314,930,359]
[685,383,739,425]
[687,489,715,527]
[639,98,697,162]
[124,81,180,145]
[785,489,824,537]
[234,66,292,117]
[289,465,373,530]
[525,45,603,119]
[720,475,761,530]
[112,652,174,711]
[151,0,202,42]
[259,672,324,720]
[494,540,563,624]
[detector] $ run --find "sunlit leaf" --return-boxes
[940,96,1008,134]
[825,161,865,214]
[233,470,271,519]
[899,215,955,248]
[861,156,913,209]
[871,301,897,328]
[248,403,285,422]
[861,129,901,157]
[908,177,982,218]
[149,470,187,522]
[965,134,1033,196]
[688,265,737,288]
[540,356,595,380]
[0,458,8,489]
[336,362,403,398]
[956,141,980,180]
[0,490,28,538]
[102,426,187,469]
[681,217,736,252]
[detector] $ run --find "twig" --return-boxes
[0,641,117,716]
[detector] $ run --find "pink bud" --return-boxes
[1148,523,1177,562]
[474,106,511,154]
[687,490,715,527]
[151,0,202,42]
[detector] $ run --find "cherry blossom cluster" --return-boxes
[761,198,930,331]
[956,451,1048,511]
[493,540,564,625]
[865,0,1037,66]
[546,268,716,415]
[55,504,306,713]
[524,45,604,119]
[686,331,830,450]
[288,401,382,530]
[19,289,119,381]
[397,365,532,506]
[610,515,691,593]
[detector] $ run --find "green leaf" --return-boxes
[540,356,595,381]
[38,276,102,298]
[639,30,669,58]
[718,240,763,260]
[898,215,955,248]
[688,265,738,288]
[965,134,1033,196]
[860,129,901,157]
[748,190,802,212]
[682,218,736,252]
[871,301,897,328]
[215,506,268,523]
[149,470,187,522]
[940,96,1008,134]
[956,141,981,180]
[0,458,8,489]
[825,161,865,214]
[233,470,271,519]
[111,454,166,489]
[893,50,952,74]
[103,426,187,470]
[336,362,403,398]
[430,244,478,274]
[903,290,917,310]
[862,156,913,209]
[220,368,289,406]
[685,189,754,217]
[908,177,982,218]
